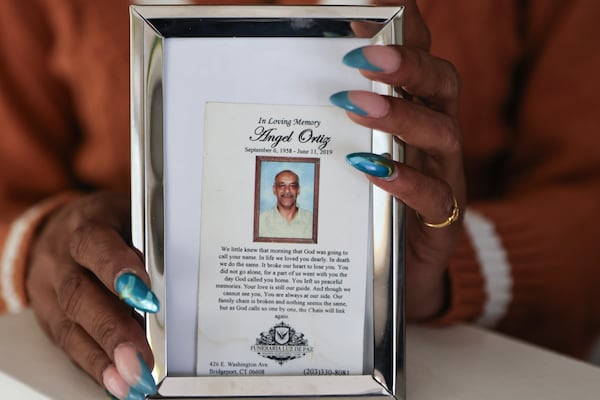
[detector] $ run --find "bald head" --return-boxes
[273,170,300,211]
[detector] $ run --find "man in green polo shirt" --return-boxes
[259,170,313,239]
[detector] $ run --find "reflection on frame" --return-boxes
[254,156,320,244]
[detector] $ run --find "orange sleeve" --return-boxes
[436,0,600,358]
[0,2,81,313]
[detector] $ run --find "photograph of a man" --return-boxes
[254,157,319,243]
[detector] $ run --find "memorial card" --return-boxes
[197,102,372,376]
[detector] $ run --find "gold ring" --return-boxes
[417,196,460,228]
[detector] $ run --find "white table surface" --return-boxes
[2,310,600,399]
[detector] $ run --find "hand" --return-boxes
[332,0,465,321]
[26,192,159,400]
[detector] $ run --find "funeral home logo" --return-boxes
[251,321,313,364]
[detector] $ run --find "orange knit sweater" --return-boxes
[1,0,600,359]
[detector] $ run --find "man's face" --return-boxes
[273,172,300,210]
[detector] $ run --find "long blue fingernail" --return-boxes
[330,91,368,116]
[343,47,384,72]
[115,273,160,313]
[132,353,157,395]
[125,387,146,400]
[346,152,395,178]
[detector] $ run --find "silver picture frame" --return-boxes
[130,5,405,399]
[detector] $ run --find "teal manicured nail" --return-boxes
[106,387,144,400]
[114,343,157,396]
[125,387,146,400]
[343,47,384,72]
[330,91,368,116]
[132,353,157,395]
[346,152,395,178]
[115,273,159,313]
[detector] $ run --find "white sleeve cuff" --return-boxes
[1,204,47,313]
[464,209,513,328]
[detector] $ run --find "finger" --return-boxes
[114,342,158,396]
[54,267,152,359]
[53,268,157,395]
[363,46,460,114]
[68,221,159,313]
[345,153,460,227]
[75,191,132,235]
[46,312,147,400]
[50,315,112,384]
[342,45,460,114]
[330,91,461,158]
[103,365,144,400]
[373,0,431,50]
[30,285,112,385]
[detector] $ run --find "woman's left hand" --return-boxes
[332,0,465,321]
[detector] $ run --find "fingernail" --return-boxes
[114,343,157,395]
[346,152,395,178]
[105,389,119,400]
[104,388,144,400]
[103,366,129,400]
[115,273,159,313]
[124,388,146,400]
[330,91,389,118]
[343,47,384,72]
[343,46,401,73]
